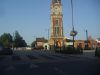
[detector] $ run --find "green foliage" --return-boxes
[0,42,4,47]
[0,31,27,48]
[14,31,27,47]
[0,33,12,48]
[31,41,36,47]
[55,46,83,54]
[95,47,100,57]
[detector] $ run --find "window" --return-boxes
[57,27,60,35]
[54,27,60,36]
[55,19,59,26]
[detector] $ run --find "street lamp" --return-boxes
[85,29,89,49]
[70,0,77,49]
[48,29,49,41]
[86,30,88,42]
[45,28,49,41]
[70,29,77,49]
[12,32,15,50]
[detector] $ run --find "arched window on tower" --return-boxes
[55,19,59,26]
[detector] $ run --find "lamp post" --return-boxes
[85,29,89,49]
[86,30,88,42]
[45,28,49,41]
[70,29,77,49]
[48,29,49,41]
[70,0,77,49]
[12,32,15,50]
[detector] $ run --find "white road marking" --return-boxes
[54,67,69,75]
[29,64,38,69]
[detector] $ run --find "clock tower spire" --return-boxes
[49,0,64,49]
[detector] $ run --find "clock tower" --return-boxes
[49,0,64,49]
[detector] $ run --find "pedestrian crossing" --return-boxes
[0,62,39,74]
[0,51,69,74]
[0,50,69,64]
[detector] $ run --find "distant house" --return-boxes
[96,38,100,43]
[74,40,85,49]
[35,38,48,49]
[43,43,50,50]
[64,38,98,50]
[75,39,98,50]
[64,38,73,47]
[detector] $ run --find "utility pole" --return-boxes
[70,0,77,49]
[86,30,88,41]
[48,29,49,41]
[71,0,74,49]
[86,29,89,49]
[12,32,15,50]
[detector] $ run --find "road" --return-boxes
[0,50,100,75]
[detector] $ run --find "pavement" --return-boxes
[0,50,100,75]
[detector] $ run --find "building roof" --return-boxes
[96,38,100,43]
[36,38,48,42]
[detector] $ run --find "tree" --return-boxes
[14,31,27,47]
[0,33,12,48]
[31,41,36,47]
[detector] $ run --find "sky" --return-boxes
[0,0,100,45]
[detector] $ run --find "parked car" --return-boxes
[0,47,13,55]
[0,46,3,51]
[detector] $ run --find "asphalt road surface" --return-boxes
[0,50,100,75]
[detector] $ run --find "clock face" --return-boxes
[54,6,59,14]
[55,8,59,14]
[51,6,62,15]
[54,6,62,15]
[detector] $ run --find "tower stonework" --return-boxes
[49,0,64,48]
